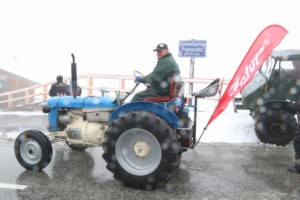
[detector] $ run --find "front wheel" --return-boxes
[102,111,181,190]
[255,110,297,146]
[14,130,53,171]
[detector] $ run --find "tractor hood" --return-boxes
[46,96,118,109]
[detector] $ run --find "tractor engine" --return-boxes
[42,96,117,146]
[41,54,120,147]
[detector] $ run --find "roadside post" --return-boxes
[178,40,207,105]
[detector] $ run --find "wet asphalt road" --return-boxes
[0,114,300,199]
[1,140,300,200]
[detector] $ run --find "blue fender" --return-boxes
[109,101,179,128]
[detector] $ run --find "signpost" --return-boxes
[178,40,207,58]
[179,40,207,104]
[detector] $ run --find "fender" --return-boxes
[251,100,297,119]
[262,100,293,110]
[109,101,179,128]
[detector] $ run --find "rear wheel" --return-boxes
[102,111,181,190]
[14,130,52,171]
[255,109,297,146]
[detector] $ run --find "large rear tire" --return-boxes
[14,130,53,171]
[102,111,181,190]
[255,110,297,146]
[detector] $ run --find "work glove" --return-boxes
[135,76,143,83]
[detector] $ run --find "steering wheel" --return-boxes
[133,70,144,78]
[133,70,150,87]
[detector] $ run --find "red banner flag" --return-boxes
[207,24,288,125]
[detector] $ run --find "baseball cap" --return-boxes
[153,43,168,52]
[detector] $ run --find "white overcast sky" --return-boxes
[0,0,299,83]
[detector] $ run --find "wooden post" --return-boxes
[120,78,126,94]
[8,93,13,109]
[88,76,93,96]
[25,89,30,105]
[43,84,48,101]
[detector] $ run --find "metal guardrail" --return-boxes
[0,74,228,111]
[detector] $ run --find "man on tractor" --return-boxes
[131,43,180,102]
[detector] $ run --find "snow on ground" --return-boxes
[191,99,259,144]
[0,111,45,116]
[0,99,259,143]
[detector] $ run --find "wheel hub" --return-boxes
[20,139,42,164]
[270,123,282,136]
[115,128,162,176]
[133,141,150,158]
[28,148,34,154]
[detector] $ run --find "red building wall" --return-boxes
[0,69,37,109]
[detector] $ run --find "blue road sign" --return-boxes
[178,40,207,58]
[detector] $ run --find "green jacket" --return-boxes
[141,53,180,95]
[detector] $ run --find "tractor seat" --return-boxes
[143,75,184,102]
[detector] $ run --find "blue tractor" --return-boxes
[14,54,220,190]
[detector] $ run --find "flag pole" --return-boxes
[195,124,208,146]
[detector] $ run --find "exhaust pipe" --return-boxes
[71,54,78,98]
